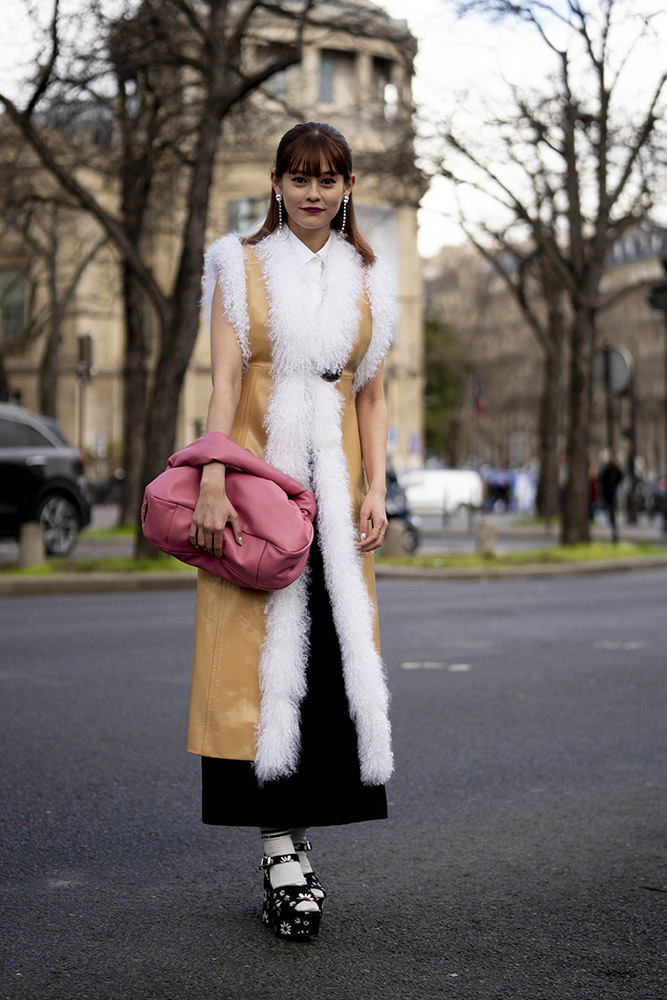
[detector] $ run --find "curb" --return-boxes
[0,572,197,597]
[374,556,667,582]
[1,557,667,596]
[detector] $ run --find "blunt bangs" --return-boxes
[279,131,351,179]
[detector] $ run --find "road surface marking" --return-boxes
[400,661,471,672]
[452,639,492,649]
[593,640,647,650]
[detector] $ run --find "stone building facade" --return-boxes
[424,225,667,481]
[0,0,424,476]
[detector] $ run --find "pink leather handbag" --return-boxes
[141,432,316,590]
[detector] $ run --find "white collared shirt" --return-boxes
[285,226,332,309]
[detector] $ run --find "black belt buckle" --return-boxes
[320,369,342,382]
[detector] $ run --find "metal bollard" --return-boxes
[19,521,45,568]
[382,519,406,558]
[475,514,496,557]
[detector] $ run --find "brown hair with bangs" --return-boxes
[243,122,376,266]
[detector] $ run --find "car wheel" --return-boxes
[38,494,80,556]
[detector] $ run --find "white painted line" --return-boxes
[452,639,493,649]
[401,661,445,670]
[400,661,471,672]
[593,640,648,650]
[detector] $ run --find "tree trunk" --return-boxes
[134,306,188,557]
[561,309,596,544]
[119,265,148,526]
[38,322,61,416]
[0,355,10,401]
[38,209,62,416]
[447,414,461,467]
[536,346,562,521]
[134,76,226,557]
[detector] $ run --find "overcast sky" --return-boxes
[382,0,667,254]
[381,0,557,252]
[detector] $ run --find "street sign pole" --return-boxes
[602,346,615,454]
[77,333,95,454]
[593,344,635,528]
[647,269,667,533]
[592,343,633,454]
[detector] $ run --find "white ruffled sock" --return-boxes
[260,828,318,913]
[291,826,324,901]
[290,826,314,874]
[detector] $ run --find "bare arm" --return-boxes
[189,281,244,557]
[355,364,389,552]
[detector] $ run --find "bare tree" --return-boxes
[455,218,567,520]
[430,0,667,542]
[0,0,320,548]
[0,138,106,410]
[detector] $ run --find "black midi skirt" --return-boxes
[200,533,388,828]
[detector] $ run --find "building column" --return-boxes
[299,45,320,107]
[356,51,373,113]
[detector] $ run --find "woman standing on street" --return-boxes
[188,121,395,940]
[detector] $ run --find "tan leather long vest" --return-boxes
[187,248,380,761]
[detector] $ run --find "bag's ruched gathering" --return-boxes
[141,432,316,590]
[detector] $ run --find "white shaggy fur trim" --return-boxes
[253,568,311,781]
[202,234,251,371]
[257,230,364,382]
[309,378,393,784]
[251,231,393,786]
[353,255,397,393]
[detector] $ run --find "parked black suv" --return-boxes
[0,403,92,555]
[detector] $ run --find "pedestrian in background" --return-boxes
[599,454,624,543]
[188,122,395,940]
[588,463,600,522]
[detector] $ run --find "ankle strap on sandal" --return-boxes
[259,852,301,871]
[293,841,312,853]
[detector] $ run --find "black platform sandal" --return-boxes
[260,853,321,940]
[293,840,327,908]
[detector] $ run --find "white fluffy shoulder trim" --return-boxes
[202,233,251,370]
[353,255,397,393]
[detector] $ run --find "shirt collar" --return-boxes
[285,226,333,265]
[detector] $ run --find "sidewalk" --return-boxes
[1,505,666,596]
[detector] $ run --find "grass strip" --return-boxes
[1,541,664,577]
[81,524,136,539]
[376,540,666,569]
[1,555,196,576]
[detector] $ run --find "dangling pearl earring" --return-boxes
[276,193,283,230]
[340,195,349,236]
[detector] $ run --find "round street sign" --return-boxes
[593,344,634,395]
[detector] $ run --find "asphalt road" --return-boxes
[1,571,666,1000]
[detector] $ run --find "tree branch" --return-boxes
[26,0,60,116]
[0,93,167,316]
[609,72,667,212]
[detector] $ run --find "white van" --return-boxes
[398,468,484,516]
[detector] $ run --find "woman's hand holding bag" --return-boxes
[190,461,242,558]
[141,432,316,590]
